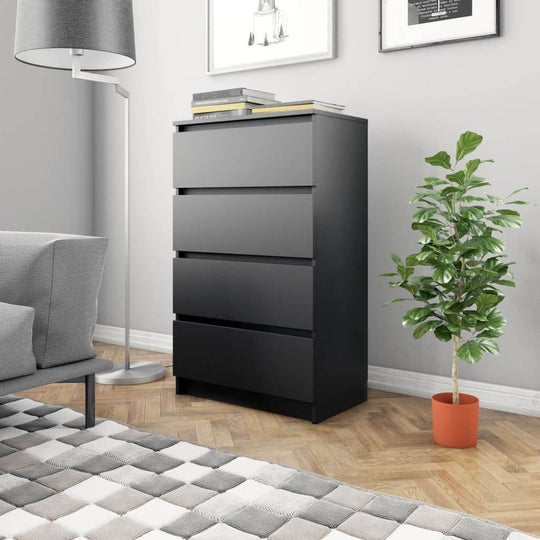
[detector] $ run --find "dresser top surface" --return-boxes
[173,109,368,128]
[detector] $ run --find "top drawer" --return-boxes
[174,118,313,188]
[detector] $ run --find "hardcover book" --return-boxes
[192,96,278,107]
[193,110,251,120]
[252,100,345,114]
[192,88,275,101]
[191,102,264,114]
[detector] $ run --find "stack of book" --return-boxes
[191,88,278,120]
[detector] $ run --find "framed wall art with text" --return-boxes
[380,0,500,52]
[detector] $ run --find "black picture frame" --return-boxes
[379,0,500,53]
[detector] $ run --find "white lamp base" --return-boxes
[95,361,166,385]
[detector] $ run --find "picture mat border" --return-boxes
[206,0,337,75]
[379,0,500,53]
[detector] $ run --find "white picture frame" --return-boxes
[380,0,500,53]
[207,0,335,75]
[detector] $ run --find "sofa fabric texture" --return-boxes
[0,301,36,381]
[0,232,108,368]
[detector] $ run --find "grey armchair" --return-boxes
[0,232,113,427]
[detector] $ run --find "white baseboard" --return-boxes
[369,365,540,418]
[93,324,540,417]
[94,324,173,354]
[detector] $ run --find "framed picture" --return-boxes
[207,0,335,74]
[380,0,500,52]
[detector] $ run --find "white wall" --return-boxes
[0,0,94,235]
[94,0,540,390]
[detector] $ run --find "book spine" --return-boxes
[252,104,315,114]
[193,110,251,120]
[192,96,278,106]
[192,89,244,101]
[252,104,345,114]
[191,103,246,114]
[192,96,249,106]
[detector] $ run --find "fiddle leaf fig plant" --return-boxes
[382,131,529,405]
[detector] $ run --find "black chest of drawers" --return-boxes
[173,111,368,423]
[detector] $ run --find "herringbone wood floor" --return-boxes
[20,343,540,535]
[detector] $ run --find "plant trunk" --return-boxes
[452,335,460,405]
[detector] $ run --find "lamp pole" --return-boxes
[70,51,165,385]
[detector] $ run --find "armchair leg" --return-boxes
[85,374,96,428]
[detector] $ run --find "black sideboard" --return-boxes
[172,111,368,423]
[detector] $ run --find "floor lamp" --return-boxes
[14,0,165,385]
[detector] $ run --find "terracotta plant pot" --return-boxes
[432,392,479,449]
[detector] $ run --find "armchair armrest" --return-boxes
[0,232,108,368]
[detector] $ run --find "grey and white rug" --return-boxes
[0,395,535,540]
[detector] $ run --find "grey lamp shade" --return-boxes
[14,0,136,71]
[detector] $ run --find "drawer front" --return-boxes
[173,321,313,402]
[174,258,313,330]
[174,119,313,188]
[173,194,313,258]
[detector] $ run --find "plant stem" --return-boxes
[452,335,460,405]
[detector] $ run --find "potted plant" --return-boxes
[382,131,528,448]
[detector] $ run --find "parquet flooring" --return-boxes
[20,342,540,535]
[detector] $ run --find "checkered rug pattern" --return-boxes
[0,395,536,540]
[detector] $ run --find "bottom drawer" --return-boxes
[173,321,313,402]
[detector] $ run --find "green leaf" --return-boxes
[506,187,529,199]
[477,328,504,338]
[397,265,414,280]
[460,206,484,221]
[485,308,506,329]
[437,252,455,265]
[446,171,466,185]
[390,253,403,266]
[440,186,465,198]
[468,176,491,189]
[487,195,504,205]
[489,214,523,228]
[402,307,431,327]
[457,340,484,363]
[433,266,454,284]
[412,223,439,243]
[439,300,461,315]
[424,177,448,187]
[412,207,437,223]
[465,159,494,179]
[414,289,438,301]
[434,325,453,342]
[413,320,440,339]
[462,195,486,203]
[425,151,452,170]
[380,272,399,277]
[478,338,500,355]
[463,310,487,322]
[416,250,433,261]
[409,194,428,204]
[476,293,501,312]
[383,298,411,307]
[461,220,486,236]
[456,131,483,162]
[468,236,505,255]
[494,279,515,287]
[465,159,481,178]
[506,200,530,205]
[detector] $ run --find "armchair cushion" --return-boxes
[0,232,107,368]
[0,302,36,381]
